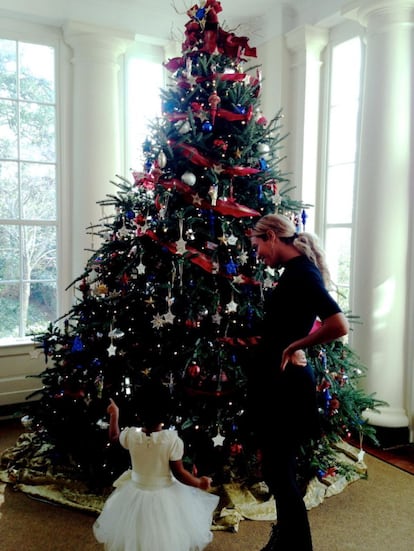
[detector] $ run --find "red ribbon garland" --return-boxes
[161,176,260,218]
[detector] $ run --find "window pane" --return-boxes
[19,43,55,103]
[0,224,20,280]
[0,38,57,339]
[326,164,355,224]
[19,102,56,161]
[21,162,56,220]
[0,39,17,100]
[0,99,18,158]
[22,225,57,280]
[127,58,163,170]
[328,103,359,164]
[0,282,20,338]
[325,227,351,289]
[331,38,361,105]
[28,281,56,334]
[0,161,19,218]
[325,227,351,312]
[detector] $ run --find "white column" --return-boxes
[63,22,134,279]
[344,0,414,430]
[285,25,328,233]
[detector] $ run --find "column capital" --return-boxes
[342,0,414,27]
[63,21,134,64]
[285,25,329,58]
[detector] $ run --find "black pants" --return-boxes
[256,363,318,550]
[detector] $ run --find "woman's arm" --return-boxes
[281,312,349,371]
[107,398,120,443]
[170,459,212,490]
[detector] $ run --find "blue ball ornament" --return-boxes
[202,121,213,132]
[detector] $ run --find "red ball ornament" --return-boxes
[188,363,201,377]
[230,442,243,456]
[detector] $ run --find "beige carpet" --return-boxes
[1,422,413,550]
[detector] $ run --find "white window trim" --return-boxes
[0,17,72,344]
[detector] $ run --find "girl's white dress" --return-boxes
[93,427,219,551]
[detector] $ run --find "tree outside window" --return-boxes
[0,39,57,341]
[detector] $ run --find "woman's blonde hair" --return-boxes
[251,213,332,287]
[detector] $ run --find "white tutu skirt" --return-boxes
[93,471,219,551]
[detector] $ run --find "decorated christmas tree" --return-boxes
[5,1,384,498]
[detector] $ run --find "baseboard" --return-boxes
[0,402,35,421]
[371,425,410,450]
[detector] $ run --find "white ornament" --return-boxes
[107,343,117,356]
[357,449,365,463]
[158,151,167,168]
[226,299,238,313]
[212,312,222,325]
[163,310,176,324]
[257,142,270,154]
[176,120,191,134]
[232,275,245,284]
[137,259,146,274]
[212,431,225,447]
[181,171,196,186]
[238,250,248,265]
[151,313,165,329]
[108,328,125,339]
[176,218,187,254]
[227,233,238,246]
[176,238,187,254]
[208,185,218,206]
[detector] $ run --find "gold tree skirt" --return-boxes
[0,431,366,532]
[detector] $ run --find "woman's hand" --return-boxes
[281,348,307,371]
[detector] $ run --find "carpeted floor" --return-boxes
[1,419,414,550]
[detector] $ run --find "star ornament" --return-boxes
[163,310,176,324]
[107,343,117,356]
[212,312,222,325]
[212,163,224,174]
[137,261,146,274]
[212,431,225,447]
[232,274,245,285]
[192,193,203,206]
[151,313,166,329]
[227,233,238,246]
[237,250,248,265]
[226,299,238,313]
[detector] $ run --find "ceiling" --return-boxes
[0,0,317,45]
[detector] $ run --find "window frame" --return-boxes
[316,20,365,315]
[0,18,71,345]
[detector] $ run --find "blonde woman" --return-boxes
[249,213,349,551]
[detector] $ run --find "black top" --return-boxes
[261,255,341,361]
[248,255,342,443]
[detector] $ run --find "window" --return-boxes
[124,45,165,174]
[321,35,363,312]
[0,39,57,341]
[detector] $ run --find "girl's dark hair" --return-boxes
[136,380,171,426]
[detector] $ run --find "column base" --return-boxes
[362,406,410,448]
[370,425,410,449]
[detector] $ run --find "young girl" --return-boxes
[93,381,219,551]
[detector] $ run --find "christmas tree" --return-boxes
[16,1,383,494]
